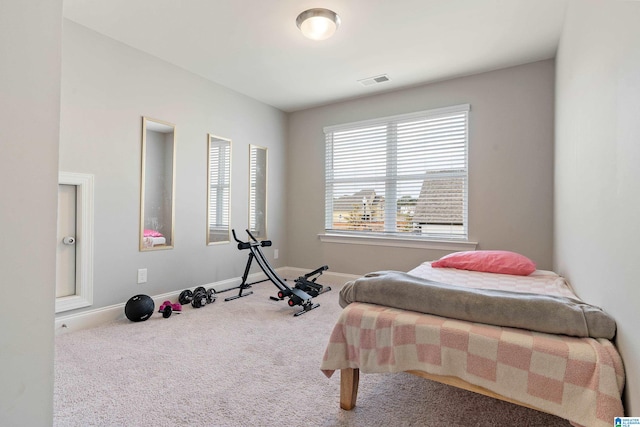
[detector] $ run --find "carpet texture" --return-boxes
[55,275,571,426]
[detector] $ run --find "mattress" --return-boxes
[408,262,577,297]
[321,262,625,427]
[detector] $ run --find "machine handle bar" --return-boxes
[232,229,272,250]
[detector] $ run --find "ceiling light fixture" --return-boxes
[296,8,340,41]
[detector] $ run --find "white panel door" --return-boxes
[56,184,76,298]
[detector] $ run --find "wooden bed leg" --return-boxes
[340,368,359,410]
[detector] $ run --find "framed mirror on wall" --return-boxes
[207,134,231,244]
[140,117,176,251]
[249,144,267,239]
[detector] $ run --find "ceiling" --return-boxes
[63,0,568,112]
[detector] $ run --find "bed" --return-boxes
[320,260,625,427]
[142,229,166,248]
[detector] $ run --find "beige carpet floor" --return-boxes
[54,274,571,426]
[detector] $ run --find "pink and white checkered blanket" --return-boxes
[321,264,625,427]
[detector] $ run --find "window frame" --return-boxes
[323,104,474,247]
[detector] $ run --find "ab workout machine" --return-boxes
[226,229,331,316]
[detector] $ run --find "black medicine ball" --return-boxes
[124,294,155,322]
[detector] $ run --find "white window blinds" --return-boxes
[324,104,469,239]
[208,142,231,232]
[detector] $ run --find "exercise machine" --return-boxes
[227,229,331,316]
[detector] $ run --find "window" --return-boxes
[324,104,469,240]
[207,134,231,244]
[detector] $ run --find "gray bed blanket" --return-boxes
[339,271,616,339]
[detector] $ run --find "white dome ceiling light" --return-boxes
[296,8,341,41]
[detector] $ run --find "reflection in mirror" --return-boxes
[140,117,176,251]
[207,134,231,244]
[249,144,267,239]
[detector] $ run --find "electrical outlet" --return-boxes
[274,249,279,259]
[137,268,147,284]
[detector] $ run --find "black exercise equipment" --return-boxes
[178,286,217,308]
[124,294,155,322]
[291,265,330,298]
[227,229,331,316]
[158,301,182,318]
[161,305,173,318]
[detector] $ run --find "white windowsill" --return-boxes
[318,233,477,251]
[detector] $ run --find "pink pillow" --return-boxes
[143,229,164,238]
[431,250,536,276]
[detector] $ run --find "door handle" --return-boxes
[62,236,76,245]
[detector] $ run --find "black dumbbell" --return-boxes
[178,287,217,308]
[206,288,217,304]
[184,286,207,308]
[178,289,194,305]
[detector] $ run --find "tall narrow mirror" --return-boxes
[207,134,231,244]
[140,117,176,251]
[249,144,267,239]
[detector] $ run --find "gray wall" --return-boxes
[287,60,555,275]
[58,20,288,313]
[0,1,62,425]
[555,0,640,414]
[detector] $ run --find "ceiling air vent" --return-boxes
[358,74,390,87]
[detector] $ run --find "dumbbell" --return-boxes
[178,286,217,308]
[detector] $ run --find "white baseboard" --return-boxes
[54,267,358,335]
